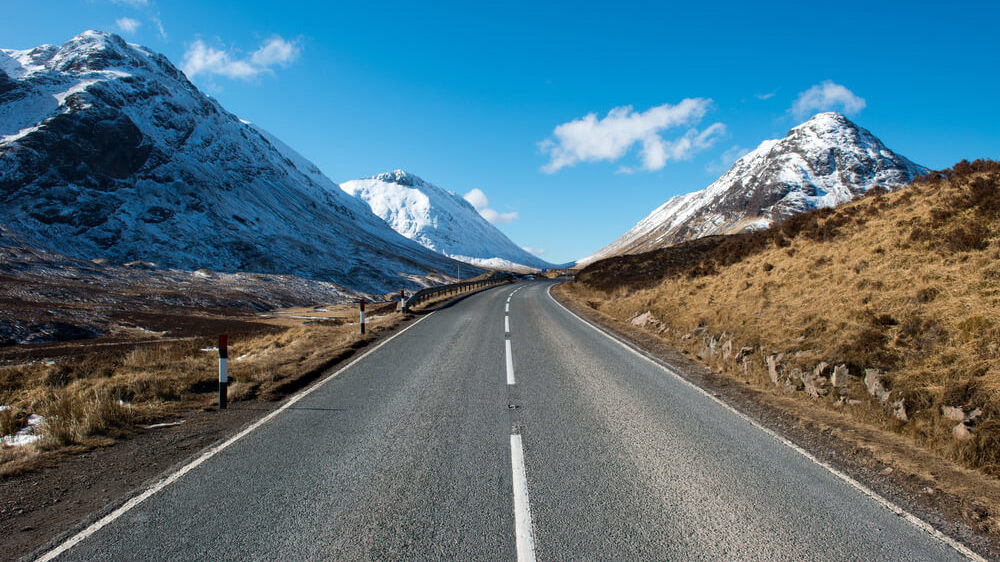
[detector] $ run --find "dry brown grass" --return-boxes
[0,313,402,475]
[0,276,497,476]
[570,160,1000,477]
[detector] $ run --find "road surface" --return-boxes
[39,281,977,561]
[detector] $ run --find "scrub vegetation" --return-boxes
[567,160,1000,477]
[0,311,402,476]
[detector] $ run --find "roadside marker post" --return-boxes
[360,298,366,335]
[218,335,228,409]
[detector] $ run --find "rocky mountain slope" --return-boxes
[341,170,552,270]
[0,31,471,294]
[580,112,927,264]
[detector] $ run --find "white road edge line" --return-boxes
[35,312,439,562]
[505,338,515,385]
[505,315,510,334]
[546,284,986,562]
[505,303,510,313]
[510,434,537,562]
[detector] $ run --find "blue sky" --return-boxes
[4,1,999,264]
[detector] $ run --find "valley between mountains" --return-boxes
[2,29,999,562]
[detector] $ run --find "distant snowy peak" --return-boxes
[341,171,552,271]
[580,112,927,264]
[0,31,473,294]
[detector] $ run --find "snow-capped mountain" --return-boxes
[0,31,473,294]
[341,170,552,271]
[579,112,927,265]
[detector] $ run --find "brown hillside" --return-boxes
[570,159,1000,476]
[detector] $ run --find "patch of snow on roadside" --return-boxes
[2,413,45,447]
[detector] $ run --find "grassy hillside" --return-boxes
[570,160,1000,475]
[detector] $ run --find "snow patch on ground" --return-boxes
[2,413,45,447]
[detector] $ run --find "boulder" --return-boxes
[698,335,718,360]
[786,368,805,393]
[721,339,733,361]
[766,354,784,387]
[941,406,965,422]
[831,364,852,387]
[736,346,754,360]
[813,362,831,378]
[891,398,908,422]
[630,311,658,328]
[953,423,974,441]
[864,369,891,403]
[800,365,829,399]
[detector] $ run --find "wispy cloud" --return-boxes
[110,0,164,38]
[706,145,751,175]
[115,17,141,34]
[538,99,724,173]
[151,16,167,39]
[181,35,301,80]
[754,91,777,100]
[464,188,518,225]
[791,80,866,120]
[522,247,545,256]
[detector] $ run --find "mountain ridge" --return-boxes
[580,112,928,265]
[0,30,474,294]
[341,170,552,271]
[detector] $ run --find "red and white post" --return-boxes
[218,334,228,409]
[359,298,366,335]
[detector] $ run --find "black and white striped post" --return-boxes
[218,334,228,409]
[359,298,366,335]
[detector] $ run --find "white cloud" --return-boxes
[111,0,148,6]
[706,145,751,174]
[464,188,518,225]
[643,122,727,170]
[115,17,141,34]
[479,209,518,225]
[522,247,545,256]
[181,35,301,80]
[152,16,167,39]
[791,80,866,120]
[539,99,723,173]
[463,188,489,211]
[754,91,776,100]
[250,37,300,67]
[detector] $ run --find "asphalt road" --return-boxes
[41,281,977,561]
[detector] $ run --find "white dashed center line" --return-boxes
[505,338,515,385]
[510,434,537,562]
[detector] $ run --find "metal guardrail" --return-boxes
[399,274,515,312]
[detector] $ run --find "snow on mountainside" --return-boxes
[580,112,928,265]
[341,170,552,271]
[0,31,473,294]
